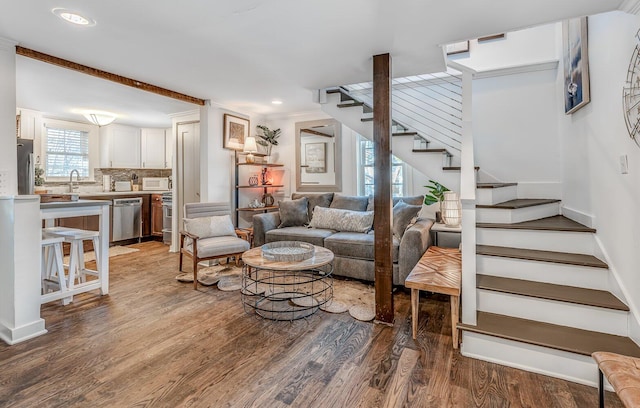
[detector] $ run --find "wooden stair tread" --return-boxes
[458,312,640,357]
[393,131,418,136]
[337,101,364,108]
[413,148,450,154]
[361,117,373,122]
[477,274,628,311]
[477,215,596,233]
[476,182,518,189]
[476,198,560,209]
[476,245,608,269]
[443,166,479,171]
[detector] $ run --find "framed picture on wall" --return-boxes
[563,17,590,114]
[304,142,327,173]
[223,114,249,150]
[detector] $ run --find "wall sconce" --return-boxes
[243,136,258,164]
[442,191,461,227]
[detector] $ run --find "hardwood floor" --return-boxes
[0,242,623,407]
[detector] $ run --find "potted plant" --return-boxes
[34,165,46,193]
[256,125,281,160]
[424,179,449,222]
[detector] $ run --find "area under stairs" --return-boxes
[459,182,640,387]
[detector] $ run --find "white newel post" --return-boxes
[454,63,478,326]
[0,196,46,345]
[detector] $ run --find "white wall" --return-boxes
[0,39,17,195]
[559,11,640,336]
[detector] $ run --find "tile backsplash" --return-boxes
[43,168,172,193]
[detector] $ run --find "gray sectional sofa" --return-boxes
[252,193,434,285]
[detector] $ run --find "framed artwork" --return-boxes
[304,142,326,173]
[223,114,249,150]
[563,17,590,114]
[446,41,469,55]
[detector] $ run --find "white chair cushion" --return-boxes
[185,236,250,258]
[183,215,236,239]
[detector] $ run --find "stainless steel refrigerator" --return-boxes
[16,138,34,195]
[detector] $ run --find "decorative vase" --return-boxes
[262,192,274,206]
[441,191,461,227]
[248,175,259,186]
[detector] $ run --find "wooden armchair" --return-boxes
[179,202,250,289]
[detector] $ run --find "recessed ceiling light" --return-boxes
[271,100,283,105]
[52,8,96,26]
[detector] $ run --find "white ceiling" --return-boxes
[1,0,625,127]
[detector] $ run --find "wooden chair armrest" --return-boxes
[235,229,250,242]
[180,230,200,241]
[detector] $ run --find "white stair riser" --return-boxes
[476,202,560,223]
[477,290,628,336]
[476,255,609,290]
[476,186,517,206]
[461,332,608,389]
[477,229,596,255]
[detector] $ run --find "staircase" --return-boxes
[459,182,640,387]
[319,73,640,387]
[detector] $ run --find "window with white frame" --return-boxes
[45,127,90,178]
[357,135,407,197]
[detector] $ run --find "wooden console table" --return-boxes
[405,246,461,348]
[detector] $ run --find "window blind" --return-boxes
[45,127,90,178]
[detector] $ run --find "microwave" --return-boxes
[142,177,169,191]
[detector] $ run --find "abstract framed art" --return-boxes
[563,17,590,114]
[223,114,249,150]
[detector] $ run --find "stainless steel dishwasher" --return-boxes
[112,197,142,241]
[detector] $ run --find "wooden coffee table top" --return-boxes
[243,244,334,270]
[405,246,461,296]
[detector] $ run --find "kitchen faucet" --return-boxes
[69,169,80,192]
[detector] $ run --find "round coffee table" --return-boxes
[241,243,334,320]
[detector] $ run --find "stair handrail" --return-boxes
[447,60,478,326]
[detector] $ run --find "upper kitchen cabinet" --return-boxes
[141,128,167,169]
[100,124,141,168]
[16,108,42,140]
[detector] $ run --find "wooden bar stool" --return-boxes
[43,227,101,288]
[41,234,71,305]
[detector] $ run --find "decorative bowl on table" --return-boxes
[261,241,314,262]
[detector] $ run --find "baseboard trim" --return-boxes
[561,206,594,228]
[0,319,47,345]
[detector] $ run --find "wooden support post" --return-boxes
[373,53,394,324]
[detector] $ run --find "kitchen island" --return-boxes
[41,199,111,302]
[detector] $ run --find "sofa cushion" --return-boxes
[324,232,399,262]
[309,206,374,233]
[366,195,425,211]
[330,194,369,211]
[278,197,309,227]
[266,226,335,247]
[393,200,421,239]
[185,235,250,258]
[292,192,334,221]
[183,215,236,239]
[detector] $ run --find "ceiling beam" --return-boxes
[16,46,206,106]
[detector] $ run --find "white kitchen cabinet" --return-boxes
[141,128,167,169]
[105,125,141,168]
[16,108,42,140]
[165,128,173,169]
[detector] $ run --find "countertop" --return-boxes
[40,199,112,209]
[76,191,170,197]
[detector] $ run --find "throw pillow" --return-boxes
[183,215,236,239]
[292,192,334,221]
[309,206,374,233]
[278,197,309,227]
[417,202,439,220]
[393,201,421,239]
[330,194,369,211]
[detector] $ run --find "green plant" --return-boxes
[256,125,281,155]
[34,165,45,187]
[423,179,449,205]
